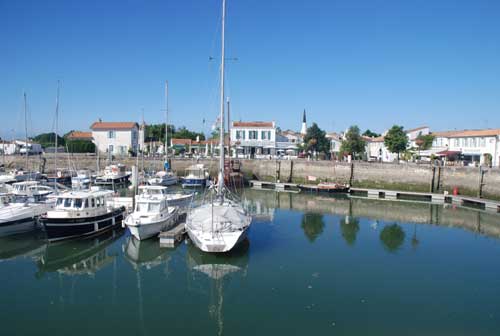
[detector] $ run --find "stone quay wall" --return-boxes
[3,154,500,200]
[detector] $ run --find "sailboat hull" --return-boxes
[187,226,248,253]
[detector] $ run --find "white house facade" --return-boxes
[431,129,500,166]
[230,121,297,158]
[90,121,140,156]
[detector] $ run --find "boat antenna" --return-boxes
[217,0,226,200]
[54,80,60,193]
[165,80,169,161]
[24,91,29,180]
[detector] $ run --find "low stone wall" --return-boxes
[3,154,500,200]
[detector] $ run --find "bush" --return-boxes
[66,140,95,153]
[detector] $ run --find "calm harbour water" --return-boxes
[1,189,500,335]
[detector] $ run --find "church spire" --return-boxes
[300,109,307,135]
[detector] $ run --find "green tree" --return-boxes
[340,125,366,158]
[145,124,175,143]
[340,216,360,246]
[415,134,434,150]
[362,129,381,138]
[303,122,330,154]
[384,125,408,160]
[66,140,95,153]
[380,224,405,252]
[173,126,205,141]
[300,213,325,243]
[33,133,65,148]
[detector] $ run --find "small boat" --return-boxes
[148,170,178,186]
[181,164,209,188]
[124,186,179,240]
[138,185,193,210]
[13,170,44,182]
[95,164,131,185]
[11,181,55,200]
[45,170,73,186]
[40,188,126,242]
[0,193,55,237]
[71,170,93,190]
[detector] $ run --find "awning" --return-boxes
[436,150,461,157]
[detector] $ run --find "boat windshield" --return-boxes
[56,197,86,209]
[136,202,161,213]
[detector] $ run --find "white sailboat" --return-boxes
[186,0,252,253]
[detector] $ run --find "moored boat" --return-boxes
[95,164,130,185]
[124,186,179,240]
[181,164,209,188]
[40,189,126,242]
[148,170,178,186]
[0,193,54,237]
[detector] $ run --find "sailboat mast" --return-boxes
[54,80,60,192]
[165,80,169,159]
[217,0,226,197]
[24,92,29,175]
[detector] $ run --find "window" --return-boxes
[261,131,271,140]
[91,198,95,207]
[64,198,72,207]
[84,199,89,208]
[74,199,83,208]
[108,131,116,139]
[236,130,245,140]
[454,139,459,147]
[481,138,486,147]
[249,131,258,140]
[471,138,477,147]
[108,145,114,153]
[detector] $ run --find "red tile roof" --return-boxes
[171,138,192,145]
[432,129,500,138]
[90,121,138,130]
[67,131,93,140]
[232,121,274,128]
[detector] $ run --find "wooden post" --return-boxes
[478,166,486,198]
[288,160,294,183]
[430,166,436,193]
[349,162,354,186]
[436,166,442,191]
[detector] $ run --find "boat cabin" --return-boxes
[138,185,168,196]
[185,164,209,178]
[53,190,112,212]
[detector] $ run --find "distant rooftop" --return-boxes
[67,131,93,140]
[232,121,274,128]
[90,121,138,130]
[432,129,500,138]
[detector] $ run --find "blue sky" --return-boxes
[1,0,499,139]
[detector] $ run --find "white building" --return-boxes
[0,141,17,155]
[230,121,297,158]
[326,132,342,158]
[90,121,140,156]
[365,126,429,162]
[431,129,500,166]
[281,130,303,144]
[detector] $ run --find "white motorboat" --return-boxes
[124,186,179,240]
[40,188,126,242]
[11,181,54,199]
[186,0,252,253]
[138,185,193,210]
[71,170,93,190]
[0,193,55,236]
[95,164,131,185]
[181,164,209,188]
[148,170,178,186]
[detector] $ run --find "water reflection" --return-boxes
[340,216,360,246]
[187,240,249,336]
[36,229,123,277]
[123,236,172,271]
[242,189,500,240]
[300,213,325,243]
[380,224,406,253]
[0,232,46,262]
